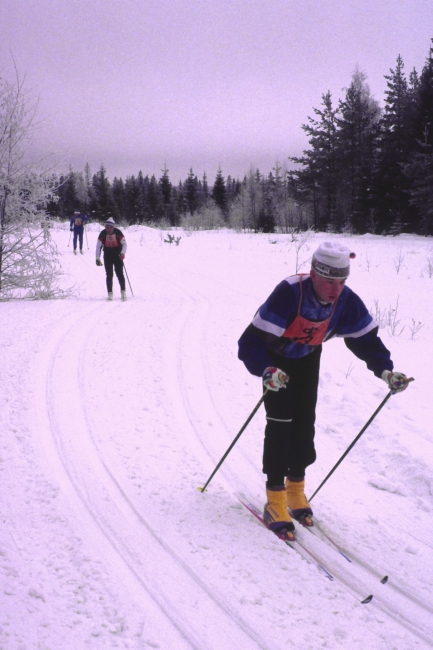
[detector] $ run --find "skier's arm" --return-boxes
[96,238,103,259]
[238,280,298,377]
[238,325,276,377]
[120,235,127,256]
[344,328,393,378]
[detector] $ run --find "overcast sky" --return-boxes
[2,0,432,184]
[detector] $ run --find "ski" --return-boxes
[238,499,373,604]
[300,519,389,585]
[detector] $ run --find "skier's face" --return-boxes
[310,269,346,303]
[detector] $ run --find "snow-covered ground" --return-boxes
[1,223,432,650]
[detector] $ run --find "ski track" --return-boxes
[140,249,433,649]
[296,527,433,646]
[38,273,270,649]
[313,521,433,617]
[7,226,432,650]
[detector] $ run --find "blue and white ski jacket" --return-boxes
[69,212,89,229]
[238,274,393,378]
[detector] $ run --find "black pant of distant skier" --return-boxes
[104,255,126,292]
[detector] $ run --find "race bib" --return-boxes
[105,233,118,248]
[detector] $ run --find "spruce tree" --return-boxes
[374,55,415,232]
[336,69,381,233]
[91,165,115,223]
[212,168,227,214]
[289,92,339,231]
[159,165,172,205]
[415,38,433,147]
[185,168,198,213]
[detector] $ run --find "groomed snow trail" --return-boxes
[34,264,270,648]
[2,224,433,650]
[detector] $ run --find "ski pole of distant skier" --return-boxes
[68,230,72,247]
[123,262,134,297]
[309,381,414,502]
[85,224,89,249]
[199,390,268,493]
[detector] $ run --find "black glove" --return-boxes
[96,258,103,266]
[70,228,73,232]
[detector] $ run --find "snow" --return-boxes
[1,223,433,649]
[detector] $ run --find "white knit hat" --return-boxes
[311,242,356,279]
[105,218,115,228]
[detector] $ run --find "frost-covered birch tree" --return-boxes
[0,69,70,300]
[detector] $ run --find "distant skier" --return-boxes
[96,217,128,301]
[238,241,411,536]
[69,210,89,254]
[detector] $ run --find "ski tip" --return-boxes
[380,575,389,584]
[298,515,314,527]
[361,594,373,604]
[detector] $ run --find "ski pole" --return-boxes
[309,380,414,502]
[85,224,89,249]
[123,262,134,297]
[199,390,268,493]
[68,229,72,246]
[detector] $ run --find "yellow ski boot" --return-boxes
[263,487,295,540]
[285,478,313,526]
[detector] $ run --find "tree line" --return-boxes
[49,39,433,236]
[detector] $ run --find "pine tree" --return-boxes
[112,177,126,222]
[91,165,115,223]
[415,38,433,147]
[336,69,381,232]
[403,142,433,235]
[148,174,163,222]
[374,55,415,232]
[212,168,227,214]
[123,175,140,224]
[159,165,172,205]
[185,168,198,213]
[289,92,339,231]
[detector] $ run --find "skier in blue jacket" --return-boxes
[69,210,89,254]
[238,241,411,536]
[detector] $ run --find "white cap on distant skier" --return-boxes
[105,218,115,228]
[311,242,356,279]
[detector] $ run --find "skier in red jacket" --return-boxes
[96,218,128,301]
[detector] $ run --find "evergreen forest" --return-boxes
[49,40,433,236]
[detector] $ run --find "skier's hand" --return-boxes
[70,228,73,232]
[263,367,289,391]
[119,253,125,261]
[96,258,103,266]
[381,370,411,393]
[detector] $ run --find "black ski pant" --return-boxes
[104,255,126,292]
[263,345,322,485]
[73,226,84,250]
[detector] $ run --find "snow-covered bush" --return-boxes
[0,68,72,300]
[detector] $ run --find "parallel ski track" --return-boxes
[41,296,269,650]
[312,521,433,617]
[144,259,433,648]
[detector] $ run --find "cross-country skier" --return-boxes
[238,241,411,534]
[95,217,128,301]
[69,209,89,254]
